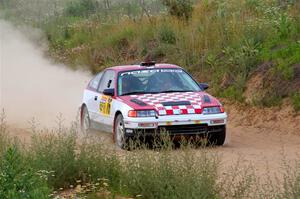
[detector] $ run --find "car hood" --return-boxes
[118,92,221,116]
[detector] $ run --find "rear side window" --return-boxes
[98,70,115,93]
[88,72,102,90]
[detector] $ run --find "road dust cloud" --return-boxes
[0,20,91,128]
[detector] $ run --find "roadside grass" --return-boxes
[0,121,221,198]
[0,146,51,199]
[121,143,220,199]
[1,112,300,198]
[0,110,10,157]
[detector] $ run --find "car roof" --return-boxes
[106,63,182,72]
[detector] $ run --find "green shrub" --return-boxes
[292,92,300,112]
[245,0,263,10]
[220,85,245,102]
[276,59,294,80]
[100,26,136,50]
[28,132,78,188]
[161,0,193,20]
[152,45,167,60]
[65,0,98,17]
[261,95,283,107]
[0,146,50,199]
[277,13,292,39]
[158,25,176,44]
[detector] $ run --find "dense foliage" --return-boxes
[0,0,299,109]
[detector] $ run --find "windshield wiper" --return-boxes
[159,90,194,93]
[120,91,146,96]
[121,90,194,96]
[120,91,160,96]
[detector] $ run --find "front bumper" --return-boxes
[123,113,227,136]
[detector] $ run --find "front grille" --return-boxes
[131,125,225,136]
[159,124,223,135]
[159,124,207,134]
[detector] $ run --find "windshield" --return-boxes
[118,68,201,96]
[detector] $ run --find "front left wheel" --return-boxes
[114,114,128,149]
[81,105,91,134]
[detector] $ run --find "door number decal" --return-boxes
[99,95,112,115]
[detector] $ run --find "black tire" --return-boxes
[114,114,128,149]
[208,127,226,146]
[81,105,91,134]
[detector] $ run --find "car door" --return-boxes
[84,72,103,123]
[96,70,116,129]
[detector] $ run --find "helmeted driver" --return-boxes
[121,75,142,95]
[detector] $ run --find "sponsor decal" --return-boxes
[166,121,172,126]
[99,95,112,115]
[120,69,183,76]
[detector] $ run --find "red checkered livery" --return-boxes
[130,92,202,116]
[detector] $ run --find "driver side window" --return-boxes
[88,72,102,90]
[98,70,115,93]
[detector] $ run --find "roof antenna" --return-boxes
[141,54,156,67]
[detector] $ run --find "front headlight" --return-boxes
[128,110,156,117]
[202,107,223,115]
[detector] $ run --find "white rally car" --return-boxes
[80,62,227,148]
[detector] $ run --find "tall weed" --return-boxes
[0,146,50,199]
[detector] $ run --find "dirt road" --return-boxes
[6,101,300,178]
[221,124,300,177]
[218,101,300,179]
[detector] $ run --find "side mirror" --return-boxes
[103,88,114,96]
[198,83,209,90]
